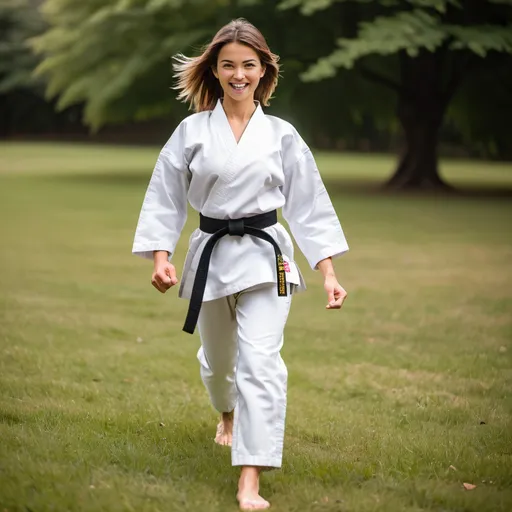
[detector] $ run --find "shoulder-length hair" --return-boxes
[173,18,280,113]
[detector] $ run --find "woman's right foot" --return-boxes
[214,410,234,446]
[237,466,270,510]
[237,493,270,511]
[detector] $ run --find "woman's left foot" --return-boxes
[214,411,233,446]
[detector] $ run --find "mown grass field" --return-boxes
[0,142,511,512]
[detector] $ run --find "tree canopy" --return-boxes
[6,0,512,186]
[278,0,512,186]
[0,0,45,95]
[31,0,256,128]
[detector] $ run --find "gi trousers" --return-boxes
[196,283,292,468]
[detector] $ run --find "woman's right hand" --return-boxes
[152,251,179,293]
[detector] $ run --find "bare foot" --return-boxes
[214,411,233,446]
[237,466,270,511]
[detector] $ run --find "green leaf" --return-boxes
[448,25,512,56]
[0,0,46,94]
[32,0,222,127]
[302,9,447,81]
[278,0,462,15]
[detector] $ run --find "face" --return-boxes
[213,42,265,103]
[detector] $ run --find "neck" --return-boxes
[221,96,257,121]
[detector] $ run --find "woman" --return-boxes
[133,18,349,511]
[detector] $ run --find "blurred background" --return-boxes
[2,0,511,189]
[1,2,512,511]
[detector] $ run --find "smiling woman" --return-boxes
[215,48,263,104]
[132,18,349,511]
[212,43,267,142]
[172,19,279,113]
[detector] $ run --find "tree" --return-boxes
[0,0,46,135]
[31,0,249,130]
[279,0,512,189]
[31,0,512,181]
[0,0,88,136]
[29,0,399,144]
[0,0,44,93]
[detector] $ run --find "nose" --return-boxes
[233,67,245,80]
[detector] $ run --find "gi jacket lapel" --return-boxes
[211,98,265,153]
[211,99,237,154]
[208,99,266,206]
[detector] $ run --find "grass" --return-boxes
[0,142,511,512]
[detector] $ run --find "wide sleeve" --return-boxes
[132,122,190,261]
[281,129,349,270]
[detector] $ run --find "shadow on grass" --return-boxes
[36,173,512,200]
[0,410,24,425]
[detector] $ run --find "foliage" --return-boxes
[29,0,394,142]
[23,0,512,158]
[276,1,512,81]
[279,0,512,160]
[0,0,46,94]
[31,0,236,129]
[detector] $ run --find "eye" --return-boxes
[245,63,255,68]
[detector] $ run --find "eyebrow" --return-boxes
[220,59,257,64]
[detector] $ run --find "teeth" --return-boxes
[231,84,247,89]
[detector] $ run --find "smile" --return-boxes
[230,83,249,91]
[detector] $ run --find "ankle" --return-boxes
[239,466,260,486]
[222,410,234,420]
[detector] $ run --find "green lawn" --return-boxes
[0,142,511,512]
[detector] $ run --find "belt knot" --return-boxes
[228,219,245,237]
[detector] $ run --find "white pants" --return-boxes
[196,283,292,468]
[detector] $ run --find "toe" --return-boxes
[238,498,270,511]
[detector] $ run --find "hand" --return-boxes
[151,262,179,293]
[324,275,347,310]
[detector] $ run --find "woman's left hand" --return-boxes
[324,275,348,310]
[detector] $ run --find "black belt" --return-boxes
[182,210,287,334]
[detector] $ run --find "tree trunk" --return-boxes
[386,101,450,189]
[385,51,452,191]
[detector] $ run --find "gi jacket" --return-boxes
[133,99,349,301]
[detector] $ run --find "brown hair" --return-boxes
[173,18,280,112]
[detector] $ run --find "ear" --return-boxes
[260,64,266,78]
[212,65,218,79]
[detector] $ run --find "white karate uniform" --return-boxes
[197,283,292,468]
[132,99,349,468]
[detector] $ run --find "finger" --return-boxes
[326,293,347,310]
[156,270,172,286]
[326,289,335,308]
[151,274,168,293]
[165,266,179,286]
[151,278,166,293]
[156,274,174,292]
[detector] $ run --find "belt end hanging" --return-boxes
[276,254,287,297]
[183,308,200,334]
[182,325,195,335]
